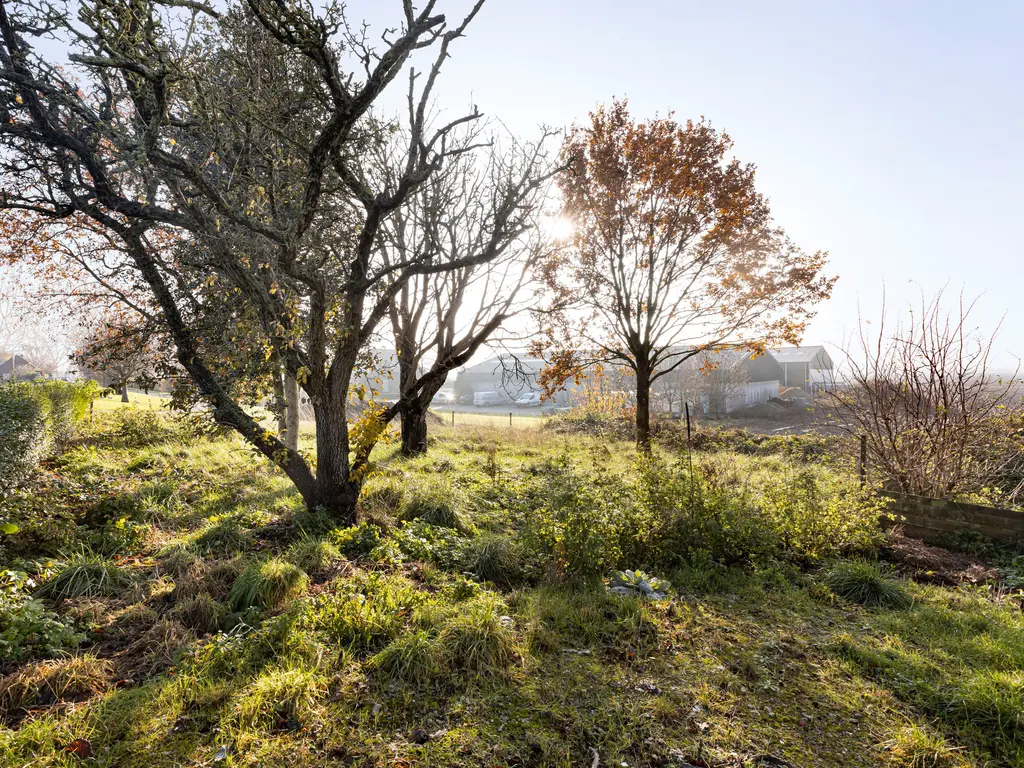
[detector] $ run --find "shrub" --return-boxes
[35,551,132,602]
[228,559,308,612]
[34,379,100,448]
[107,407,176,448]
[366,630,440,685]
[824,560,913,609]
[437,593,519,678]
[518,458,622,580]
[0,384,50,494]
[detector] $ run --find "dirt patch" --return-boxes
[881,531,1001,586]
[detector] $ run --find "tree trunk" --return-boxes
[120,383,129,403]
[312,401,359,524]
[400,403,429,456]
[635,361,652,451]
[283,373,300,453]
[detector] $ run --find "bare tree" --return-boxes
[375,126,560,455]
[830,290,1022,500]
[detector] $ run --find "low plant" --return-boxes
[329,521,383,559]
[228,559,308,612]
[401,481,469,532]
[0,654,112,722]
[0,571,85,662]
[35,550,131,602]
[285,535,341,573]
[194,518,254,555]
[171,593,227,633]
[366,630,440,685]
[465,533,526,586]
[309,573,421,654]
[606,569,671,599]
[878,723,964,768]
[824,560,913,609]
[940,669,1024,747]
[437,593,519,678]
[233,665,328,731]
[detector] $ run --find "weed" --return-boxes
[879,723,964,768]
[194,518,254,554]
[824,560,914,609]
[401,481,469,532]
[233,665,328,731]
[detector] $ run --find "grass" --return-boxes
[228,559,309,612]
[1,411,1023,767]
[34,550,132,602]
[825,560,915,609]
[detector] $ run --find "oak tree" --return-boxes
[542,100,835,448]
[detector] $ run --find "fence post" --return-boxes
[859,434,867,486]
[451,410,455,427]
[509,412,513,427]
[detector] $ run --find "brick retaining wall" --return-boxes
[882,492,1024,543]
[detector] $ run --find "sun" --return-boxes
[544,215,575,242]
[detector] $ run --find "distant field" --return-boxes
[90,390,171,414]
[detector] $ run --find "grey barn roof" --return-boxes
[770,345,833,368]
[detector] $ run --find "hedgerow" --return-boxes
[0,380,99,496]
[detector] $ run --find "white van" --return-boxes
[473,390,509,406]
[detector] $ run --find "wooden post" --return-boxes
[509,412,513,427]
[859,434,867,486]
[451,410,455,427]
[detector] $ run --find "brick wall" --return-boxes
[882,492,1024,543]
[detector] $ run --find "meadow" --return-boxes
[1,403,1022,768]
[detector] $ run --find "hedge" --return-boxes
[0,380,99,494]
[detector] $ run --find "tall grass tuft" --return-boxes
[35,550,131,602]
[228,559,309,612]
[437,594,519,678]
[824,560,913,609]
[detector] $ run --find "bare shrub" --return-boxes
[830,291,1022,502]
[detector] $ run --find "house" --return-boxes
[770,346,834,389]
[0,354,42,382]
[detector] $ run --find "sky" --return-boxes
[363,0,1024,369]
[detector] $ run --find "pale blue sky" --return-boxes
[371,0,1024,368]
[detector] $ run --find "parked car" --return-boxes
[514,391,541,408]
[432,389,455,405]
[457,393,474,405]
[473,390,510,406]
